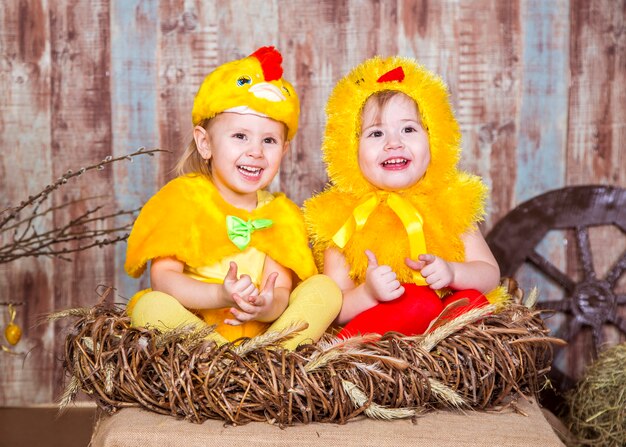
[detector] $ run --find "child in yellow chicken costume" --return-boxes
[304,56,507,338]
[125,47,341,350]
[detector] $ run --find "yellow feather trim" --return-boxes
[125,174,317,281]
[304,173,486,284]
[485,286,511,310]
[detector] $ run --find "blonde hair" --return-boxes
[173,118,210,178]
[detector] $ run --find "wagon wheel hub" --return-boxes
[571,280,615,327]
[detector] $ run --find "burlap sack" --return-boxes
[91,398,564,447]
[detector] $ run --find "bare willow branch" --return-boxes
[0,148,167,264]
[1,147,163,226]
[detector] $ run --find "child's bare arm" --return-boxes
[454,228,500,291]
[324,248,404,325]
[225,256,292,325]
[150,256,253,309]
[405,227,500,292]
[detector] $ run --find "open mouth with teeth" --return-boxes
[381,158,410,169]
[238,165,263,180]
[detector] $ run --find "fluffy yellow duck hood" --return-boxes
[322,55,465,196]
[304,56,488,285]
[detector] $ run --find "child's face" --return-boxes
[197,112,289,207]
[358,93,430,191]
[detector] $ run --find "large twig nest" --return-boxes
[567,342,626,446]
[55,294,560,426]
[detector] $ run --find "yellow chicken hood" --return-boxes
[192,46,299,141]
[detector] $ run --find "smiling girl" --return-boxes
[305,57,505,338]
[124,47,341,349]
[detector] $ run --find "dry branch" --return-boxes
[0,147,165,264]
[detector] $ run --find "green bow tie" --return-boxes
[226,215,273,250]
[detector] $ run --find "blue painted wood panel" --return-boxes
[110,0,159,299]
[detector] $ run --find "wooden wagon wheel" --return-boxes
[486,185,626,392]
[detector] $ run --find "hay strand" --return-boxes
[568,343,626,446]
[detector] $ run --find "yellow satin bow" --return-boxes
[332,191,427,285]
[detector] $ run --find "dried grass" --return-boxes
[567,343,626,446]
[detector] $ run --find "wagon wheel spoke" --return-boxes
[537,299,571,312]
[552,314,575,341]
[575,226,596,281]
[591,324,605,358]
[605,249,626,288]
[564,317,584,344]
[527,250,576,292]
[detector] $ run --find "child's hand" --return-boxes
[405,254,454,290]
[364,250,405,302]
[222,261,259,304]
[225,272,279,325]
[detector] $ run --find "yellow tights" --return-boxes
[129,274,342,350]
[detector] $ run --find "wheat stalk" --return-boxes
[341,379,415,419]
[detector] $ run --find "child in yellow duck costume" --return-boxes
[125,47,341,350]
[304,56,507,338]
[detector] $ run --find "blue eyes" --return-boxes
[237,76,252,86]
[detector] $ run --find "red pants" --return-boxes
[337,284,488,339]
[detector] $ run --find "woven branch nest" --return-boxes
[58,289,561,426]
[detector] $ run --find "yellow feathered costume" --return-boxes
[304,56,507,305]
[125,174,316,282]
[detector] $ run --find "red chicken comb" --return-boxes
[249,46,283,81]
[377,66,405,83]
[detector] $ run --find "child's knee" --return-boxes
[129,290,186,329]
[276,274,342,344]
[130,291,229,345]
[293,274,342,313]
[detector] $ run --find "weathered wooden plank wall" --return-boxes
[1,0,624,406]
